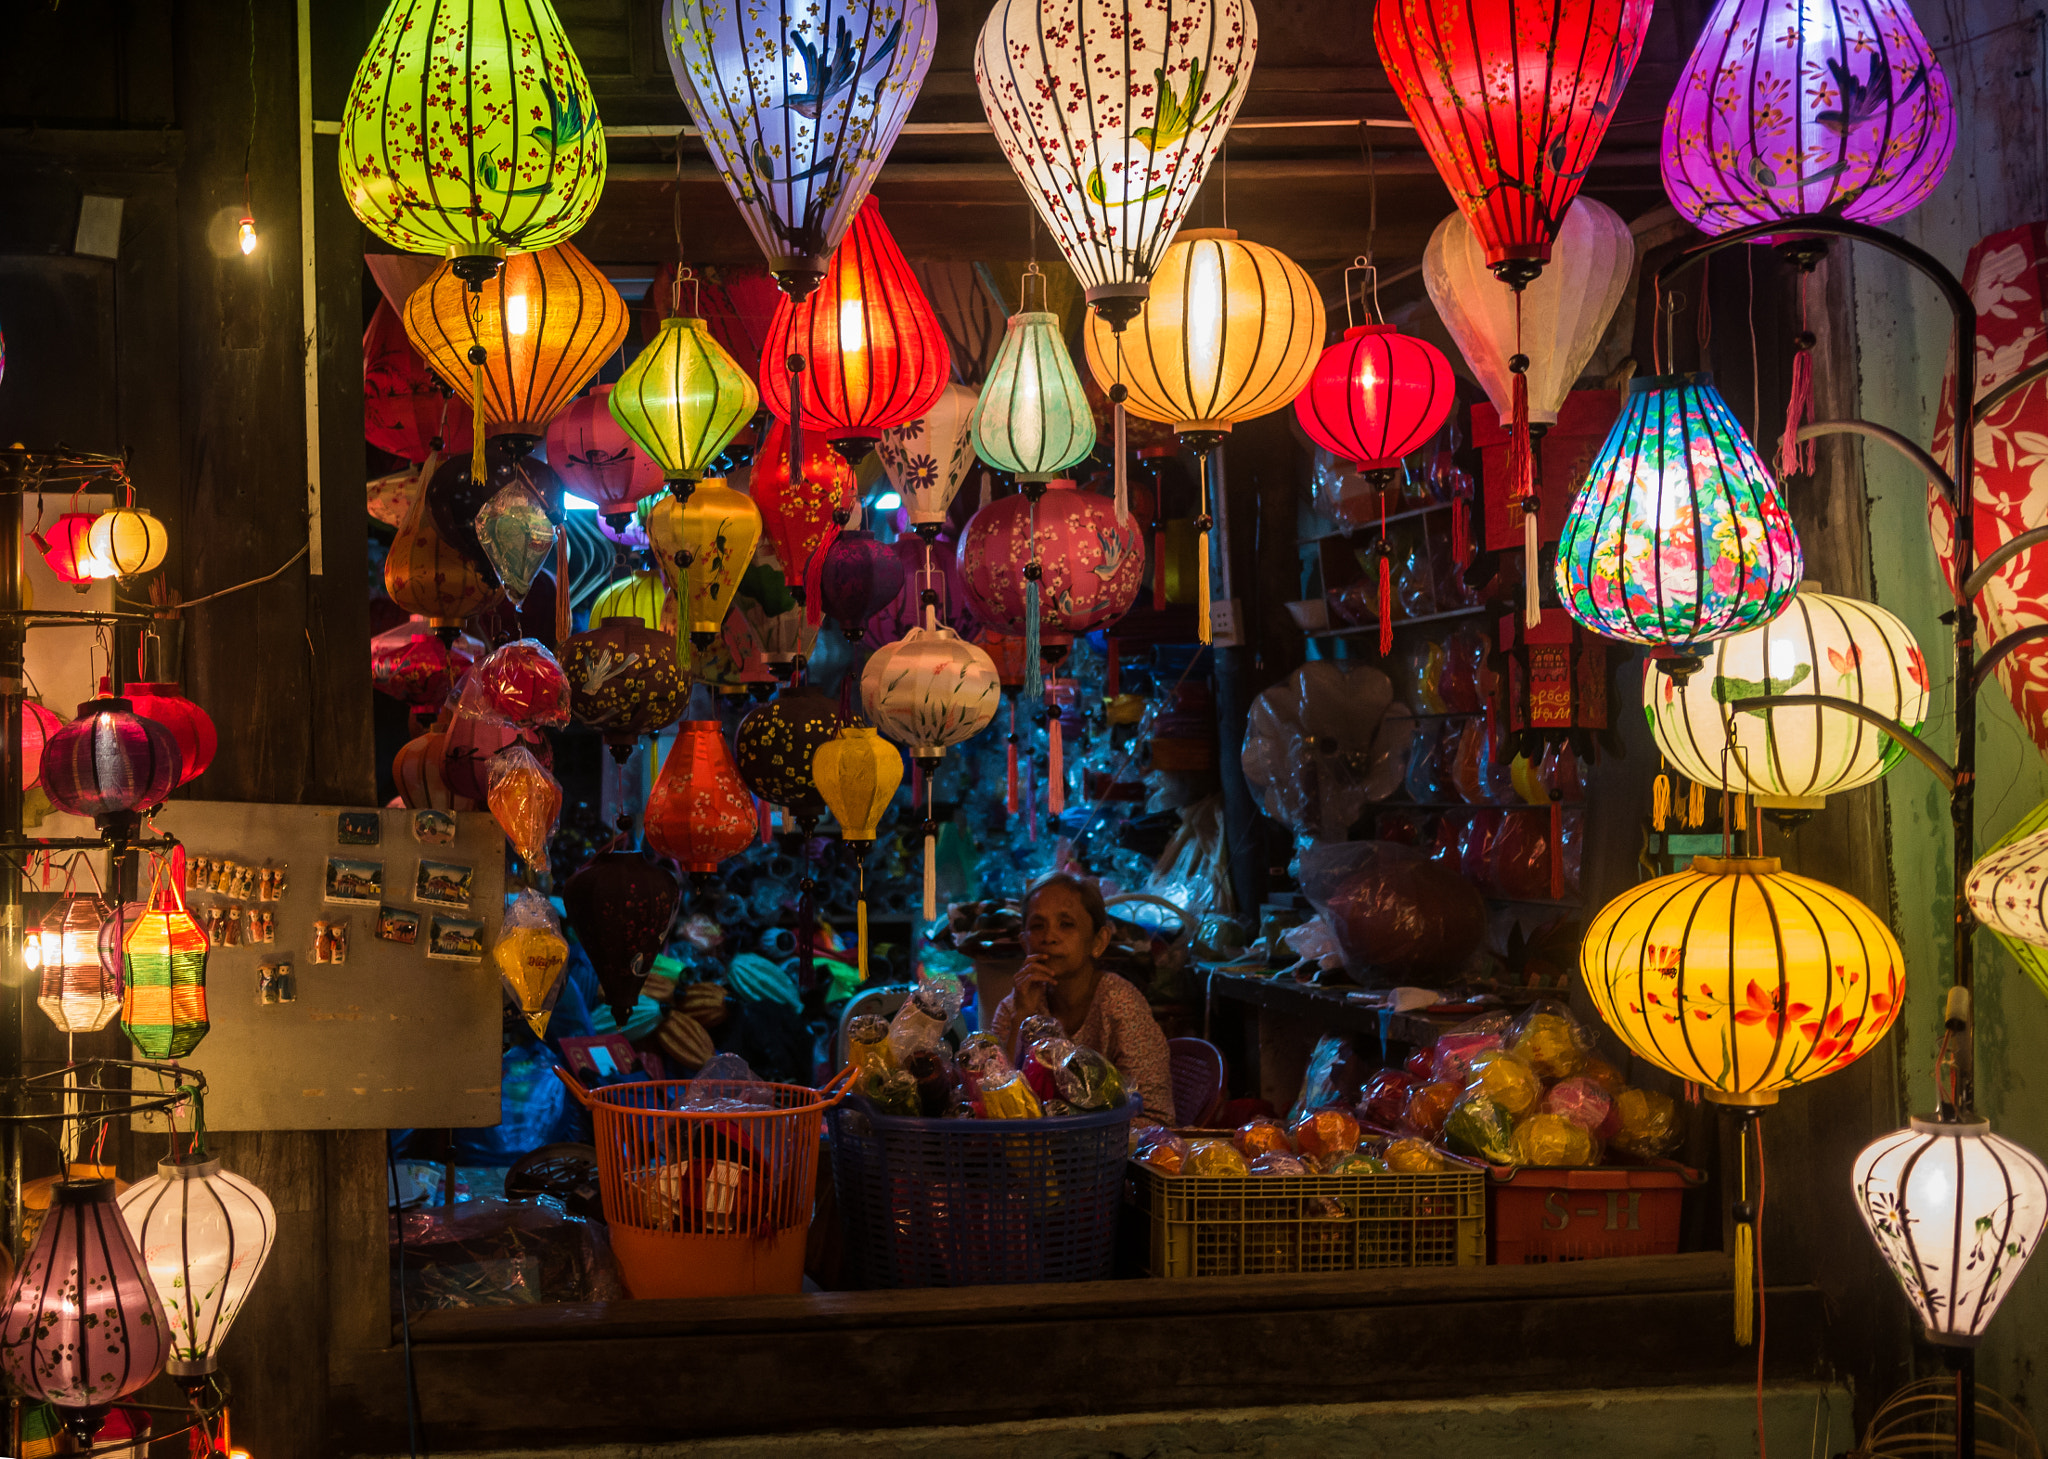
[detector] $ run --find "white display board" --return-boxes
[138,801,507,1131]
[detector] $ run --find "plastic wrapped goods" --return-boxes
[1054,1044,1124,1111]
[864,1068,920,1115]
[1183,1139,1250,1178]
[1250,1152,1308,1177]
[1289,1106,1361,1163]
[1580,1055,1625,1096]
[1609,1088,1682,1160]
[1430,1013,1512,1082]
[1403,1079,1461,1139]
[1289,1032,1372,1124]
[1017,1013,1064,1046]
[1360,1070,1418,1130]
[492,891,569,1037]
[1234,1118,1292,1160]
[473,640,571,728]
[1325,1148,1389,1176]
[979,1071,1043,1120]
[1320,843,1486,981]
[487,745,562,875]
[1514,1112,1599,1168]
[1464,1050,1543,1120]
[904,1047,959,1118]
[848,1014,897,1080]
[1444,1094,1518,1165]
[1020,1035,1073,1103]
[1385,1138,1449,1173]
[1542,1077,1614,1133]
[886,973,964,1063]
[1137,1130,1188,1175]
[1509,1000,1593,1081]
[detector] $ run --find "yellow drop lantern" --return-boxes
[608,312,759,489]
[86,508,168,578]
[590,570,671,634]
[644,480,762,649]
[812,725,905,979]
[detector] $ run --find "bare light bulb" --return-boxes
[505,291,530,336]
[237,217,257,256]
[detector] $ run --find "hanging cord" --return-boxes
[387,1134,426,1459]
[1779,270,1816,479]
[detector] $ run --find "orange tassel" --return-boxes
[1048,714,1064,815]
[1509,371,1532,505]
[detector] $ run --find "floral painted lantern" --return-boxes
[1647,586,1929,814]
[750,415,857,614]
[1555,373,1804,669]
[116,1156,276,1379]
[611,312,761,489]
[0,1178,169,1440]
[121,854,210,1060]
[41,699,180,831]
[364,298,473,463]
[758,199,951,463]
[644,480,763,646]
[819,531,907,642]
[734,684,845,826]
[877,382,980,534]
[560,618,690,759]
[812,724,904,977]
[1661,0,1954,235]
[958,480,1145,643]
[32,892,119,1034]
[340,0,606,281]
[543,385,664,523]
[644,721,757,878]
[975,0,1257,327]
[1376,0,1651,285]
[661,0,937,293]
[562,852,680,1022]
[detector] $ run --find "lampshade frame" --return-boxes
[1853,1116,2048,1347]
[1555,372,1805,652]
[972,310,1098,482]
[117,1156,278,1377]
[609,316,759,485]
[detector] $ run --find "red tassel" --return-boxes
[1048,715,1064,815]
[1005,701,1020,815]
[1451,492,1469,566]
[1549,797,1564,900]
[757,797,772,846]
[1509,371,1532,507]
[1377,556,1393,657]
[1025,756,1038,843]
[1779,341,1814,478]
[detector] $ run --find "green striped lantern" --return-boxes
[121,861,209,1060]
[609,316,759,488]
[971,310,1096,483]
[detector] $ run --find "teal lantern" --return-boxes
[1554,372,1803,671]
[970,272,1096,483]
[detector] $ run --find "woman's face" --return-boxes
[1023,884,1111,977]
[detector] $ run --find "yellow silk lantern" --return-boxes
[1080,229,1321,643]
[644,480,762,648]
[86,508,168,578]
[812,725,904,979]
[1581,855,1903,1105]
[608,314,759,487]
[590,570,670,633]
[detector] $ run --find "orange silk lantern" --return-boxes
[644,720,755,878]
[487,745,562,876]
[750,416,856,620]
[384,468,502,627]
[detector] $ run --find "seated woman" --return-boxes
[990,872,1177,1124]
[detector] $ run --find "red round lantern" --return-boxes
[470,640,571,729]
[543,385,665,520]
[40,698,180,826]
[750,415,856,613]
[645,721,757,876]
[758,199,950,462]
[818,530,908,642]
[1375,0,1653,284]
[33,512,106,587]
[364,297,474,463]
[1293,324,1457,481]
[957,480,1146,638]
[371,620,478,710]
[120,683,216,787]
[20,700,62,791]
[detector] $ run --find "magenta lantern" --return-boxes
[441,691,549,806]
[116,682,216,786]
[371,619,479,709]
[543,384,666,521]
[0,1178,170,1440]
[957,480,1146,638]
[818,530,909,642]
[1293,325,1457,482]
[40,699,180,828]
[20,699,62,791]
[1660,0,1955,235]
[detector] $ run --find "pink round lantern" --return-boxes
[956,480,1145,638]
[394,728,471,811]
[543,384,666,521]
[818,530,908,642]
[40,699,180,826]
[1292,325,1457,481]
[371,619,478,709]
[20,700,62,791]
[113,683,215,787]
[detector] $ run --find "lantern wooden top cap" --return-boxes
[1909,1115,1992,1137]
[157,1155,224,1181]
[1687,854,1782,876]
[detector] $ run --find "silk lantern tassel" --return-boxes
[1732,1116,1760,1348]
[1196,450,1214,646]
[855,857,869,981]
[1377,494,1394,658]
[465,292,488,493]
[1023,489,1044,700]
[1005,699,1020,815]
[1047,704,1064,816]
[921,775,938,923]
[1780,305,1816,479]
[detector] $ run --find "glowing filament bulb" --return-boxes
[237,217,257,255]
[505,291,530,336]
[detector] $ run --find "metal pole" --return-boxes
[0,468,25,1252]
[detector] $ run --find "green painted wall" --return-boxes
[1856,0,2048,1415]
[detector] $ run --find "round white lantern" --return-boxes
[1853,1116,2048,1346]
[1645,584,1928,811]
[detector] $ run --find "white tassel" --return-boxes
[978,469,993,512]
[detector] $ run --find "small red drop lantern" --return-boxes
[750,416,856,617]
[1293,324,1456,482]
[644,721,756,877]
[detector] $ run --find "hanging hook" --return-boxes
[672,264,702,321]
[1020,261,1046,314]
[1344,255,1380,329]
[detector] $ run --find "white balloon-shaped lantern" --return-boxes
[1646,585,1930,812]
[877,382,981,533]
[1854,1116,2048,1346]
[117,1156,277,1377]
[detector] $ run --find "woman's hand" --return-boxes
[1012,957,1056,1020]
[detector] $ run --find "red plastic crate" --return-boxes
[1486,1164,1703,1265]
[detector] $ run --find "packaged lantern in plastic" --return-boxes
[486,745,562,875]
[474,478,559,604]
[472,640,570,728]
[1137,1130,1189,1175]
[1361,1069,1419,1129]
[1234,1117,1292,1160]
[1464,1050,1543,1120]
[1609,1087,1682,1160]
[1404,1079,1461,1139]
[1508,1000,1593,1082]
[1429,1013,1512,1082]
[1054,1044,1124,1111]
[493,892,569,1037]
[1019,1035,1072,1104]
[1514,1112,1600,1168]
[865,1068,920,1115]
[1386,1137,1450,1173]
[904,1047,960,1118]
[1251,1152,1309,1177]
[1580,1055,1625,1096]
[1444,1094,1518,1165]
[885,973,963,1064]
[1326,1148,1389,1176]
[848,1013,896,1081]
[1543,1077,1615,1134]
[1289,1106,1362,1163]
[1183,1139,1251,1178]
[979,1071,1044,1120]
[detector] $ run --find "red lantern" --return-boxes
[371,619,478,710]
[645,722,757,877]
[958,481,1146,639]
[758,199,950,463]
[363,298,473,463]
[20,700,61,791]
[33,513,105,587]
[561,853,680,1022]
[1293,325,1457,481]
[470,640,571,729]
[40,699,180,829]
[1374,0,1652,284]
[750,416,856,616]
[118,684,216,787]
[818,530,908,642]
[440,696,548,806]
[543,385,665,520]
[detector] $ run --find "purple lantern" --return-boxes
[818,530,908,642]
[0,1179,170,1440]
[1661,0,1955,235]
[40,699,180,830]
[870,532,977,642]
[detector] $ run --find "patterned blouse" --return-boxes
[991,971,1177,1125]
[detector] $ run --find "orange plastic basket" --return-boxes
[557,1068,852,1299]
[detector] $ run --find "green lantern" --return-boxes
[609,314,760,489]
[340,0,607,282]
[971,279,1096,483]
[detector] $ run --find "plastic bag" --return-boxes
[1279,914,1345,972]
[372,619,479,708]
[474,477,560,604]
[1385,1137,1449,1173]
[1290,1031,1372,1124]
[848,1013,896,1079]
[493,890,569,1036]
[1289,1105,1361,1162]
[1183,1139,1249,1177]
[394,1196,621,1314]
[1251,1151,1308,1177]
[1444,1094,1517,1164]
[1360,1069,1418,1129]
[1402,1079,1460,1138]
[1234,1117,1291,1160]
[1430,1013,1513,1082]
[979,1070,1043,1119]
[1316,842,1486,982]
[1514,1112,1599,1168]
[1542,1077,1615,1135]
[1020,1034,1073,1103]
[1240,662,1400,840]
[1509,999,1594,1082]
[488,744,563,875]
[1609,1087,1681,1160]
[1138,1130,1189,1175]
[887,971,964,1064]
[1463,1050,1542,1120]
[1054,1044,1124,1110]
[473,639,571,728]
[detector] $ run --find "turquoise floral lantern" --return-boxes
[1554,373,1803,673]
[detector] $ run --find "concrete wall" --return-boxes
[1856,0,2048,1418]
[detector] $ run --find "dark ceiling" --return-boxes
[562,0,1712,290]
